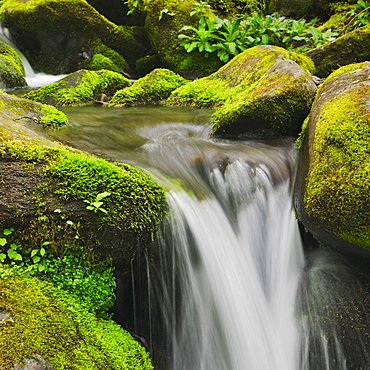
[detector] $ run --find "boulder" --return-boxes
[306,24,370,78]
[0,41,26,89]
[0,93,166,270]
[268,0,332,17]
[0,0,149,76]
[23,69,131,106]
[0,92,67,128]
[109,68,188,107]
[132,0,223,78]
[295,62,370,261]
[169,45,317,139]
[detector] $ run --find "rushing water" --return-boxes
[39,106,370,369]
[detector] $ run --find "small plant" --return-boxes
[179,12,339,62]
[343,0,370,32]
[84,191,111,214]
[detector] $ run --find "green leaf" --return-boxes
[0,253,6,262]
[0,238,7,247]
[40,247,46,257]
[7,248,22,261]
[31,249,39,257]
[41,241,51,246]
[32,255,41,263]
[3,228,14,236]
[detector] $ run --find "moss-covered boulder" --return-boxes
[295,62,370,260]
[0,41,26,89]
[0,0,149,76]
[128,0,223,78]
[0,275,153,369]
[24,69,131,106]
[0,92,67,128]
[109,68,188,107]
[169,45,317,139]
[268,0,332,17]
[306,23,370,78]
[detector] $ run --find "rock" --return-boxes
[306,24,370,78]
[13,354,55,370]
[109,68,188,107]
[0,0,149,76]
[0,92,67,129]
[0,94,166,270]
[137,0,223,78]
[169,45,317,139]
[0,307,11,322]
[0,41,26,89]
[294,62,370,261]
[23,69,131,106]
[268,0,330,17]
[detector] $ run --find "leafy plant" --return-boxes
[343,0,370,32]
[84,191,111,214]
[179,12,339,63]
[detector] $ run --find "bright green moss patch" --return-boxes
[0,41,26,89]
[1,139,167,233]
[39,104,68,127]
[0,275,153,369]
[304,86,370,248]
[24,70,131,106]
[109,68,188,107]
[169,45,315,137]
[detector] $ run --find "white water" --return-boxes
[142,127,305,369]
[0,25,66,88]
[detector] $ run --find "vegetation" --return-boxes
[0,275,153,369]
[24,69,131,106]
[110,68,188,106]
[178,12,338,63]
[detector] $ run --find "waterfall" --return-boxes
[0,25,66,88]
[140,126,303,369]
[132,123,370,370]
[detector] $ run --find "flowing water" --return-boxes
[28,106,370,369]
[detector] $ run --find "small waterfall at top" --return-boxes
[0,24,66,88]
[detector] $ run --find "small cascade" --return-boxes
[0,24,66,88]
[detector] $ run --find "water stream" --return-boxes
[46,106,370,370]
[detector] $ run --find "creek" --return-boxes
[38,105,370,370]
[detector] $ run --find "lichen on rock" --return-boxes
[295,62,370,258]
[23,69,131,106]
[169,45,316,138]
[109,68,188,107]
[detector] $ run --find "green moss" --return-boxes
[110,68,188,107]
[24,70,131,106]
[1,139,166,233]
[304,84,370,248]
[80,53,120,73]
[0,41,26,89]
[169,45,315,137]
[39,103,68,128]
[0,275,153,369]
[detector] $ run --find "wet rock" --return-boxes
[295,61,370,261]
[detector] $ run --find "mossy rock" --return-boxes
[268,0,334,17]
[0,0,149,75]
[23,69,131,106]
[295,62,370,260]
[129,0,223,78]
[109,68,188,107]
[169,45,317,139]
[207,0,267,16]
[306,23,370,78]
[0,41,26,89]
[0,275,153,369]
[0,92,67,128]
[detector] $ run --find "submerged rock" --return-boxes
[169,45,317,139]
[109,68,188,107]
[295,62,370,260]
[23,69,131,106]
[306,24,370,78]
[0,0,148,76]
[0,41,26,89]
